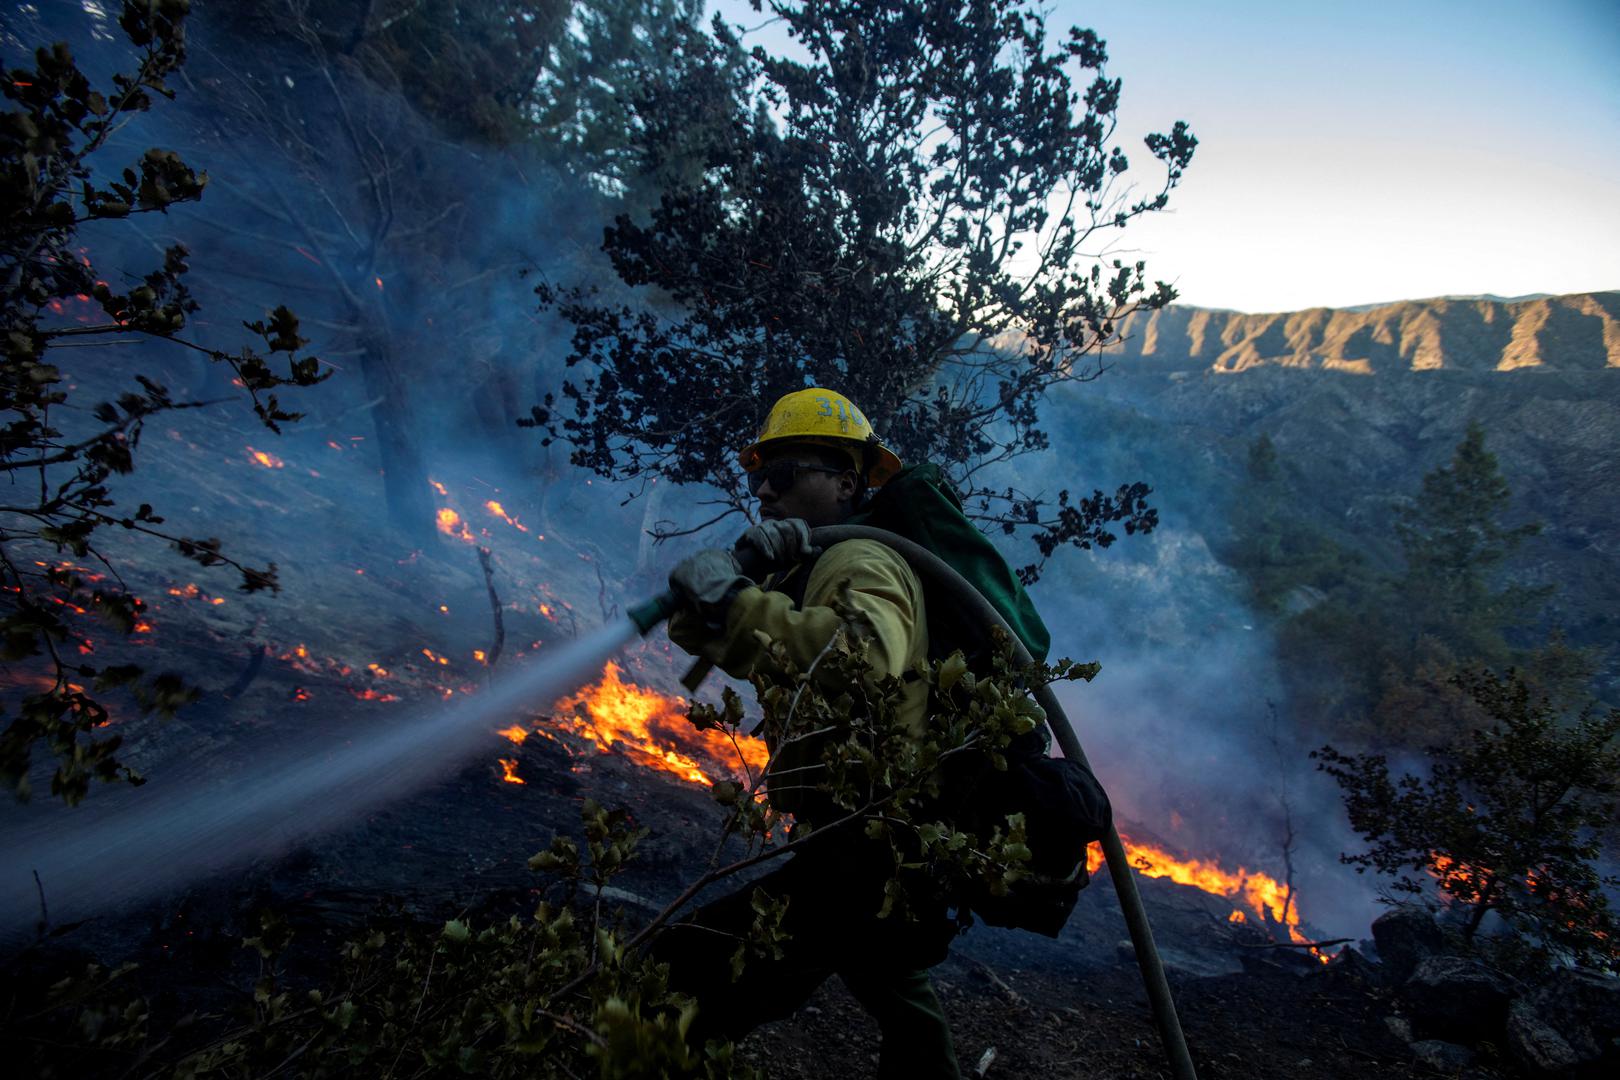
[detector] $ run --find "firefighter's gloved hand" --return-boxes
[734,518,817,574]
[668,549,753,624]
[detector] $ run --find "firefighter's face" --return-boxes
[752,443,858,528]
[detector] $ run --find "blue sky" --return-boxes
[718,0,1620,312]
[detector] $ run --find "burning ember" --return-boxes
[168,584,225,605]
[246,446,285,469]
[435,507,476,543]
[549,661,768,787]
[498,758,524,784]
[485,500,529,532]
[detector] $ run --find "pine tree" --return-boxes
[1393,421,1545,667]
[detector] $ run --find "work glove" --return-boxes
[668,548,753,625]
[734,518,818,574]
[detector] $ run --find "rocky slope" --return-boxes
[1105,291,1620,374]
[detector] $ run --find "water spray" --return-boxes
[0,618,646,940]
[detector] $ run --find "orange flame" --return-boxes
[246,447,285,469]
[485,500,528,532]
[1088,834,1321,954]
[498,724,528,744]
[499,758,524,784]
[550,661,767,787]
[435,507,476,543]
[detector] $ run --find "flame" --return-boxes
[421,647,450,666]
[292,687,311,702]
[498,724,528,744]
[435,507,476,543]
[1088,833,1322,955]
[246,447,285,469]
[367,663,389,678]
[473,649,487,664]
[485,500,528,532]
[499,758,524,784]
[550,661,768,787]
[430,479,448,496]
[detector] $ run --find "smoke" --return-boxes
[3,4,1384,945]
[1012,375,1384,939]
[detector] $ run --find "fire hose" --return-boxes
[627,524,1199,1080]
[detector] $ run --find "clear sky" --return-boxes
[718,0,1620,312]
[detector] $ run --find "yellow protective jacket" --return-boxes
[668,538,929,816]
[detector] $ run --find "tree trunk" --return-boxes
[355,306,436,548]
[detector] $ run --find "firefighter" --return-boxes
[657,387,961,1078]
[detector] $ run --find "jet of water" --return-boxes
[0,618,641,940]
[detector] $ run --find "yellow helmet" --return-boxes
[739,387,904,486]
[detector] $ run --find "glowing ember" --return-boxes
[499,758,525,784]
[1228,910,1247,924]
[485,500,528,532]
[430,479,449,496]
[435,507,476,543]
[473,649,487,664]
[246,447,285,469]
[551,661,768,787]
[497,724,528,744]
[421,648,450,666]
[351,688,401,703]
[292,687,311,702]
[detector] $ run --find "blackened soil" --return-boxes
[738,956,1514,1079]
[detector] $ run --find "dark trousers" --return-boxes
[652,838,962,1078]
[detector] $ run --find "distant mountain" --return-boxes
[1021,290,1620,699]
[1336,292,1555,313]
[1103,291,1620,374]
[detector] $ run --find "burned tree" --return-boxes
[0,2,326,802]
[161,5,452,545]
[529,0,1195,579]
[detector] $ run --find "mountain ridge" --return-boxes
[1104,290,1620,374]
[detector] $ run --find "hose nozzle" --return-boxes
[627,591,679,637]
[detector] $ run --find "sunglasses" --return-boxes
[746,460,847,496]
